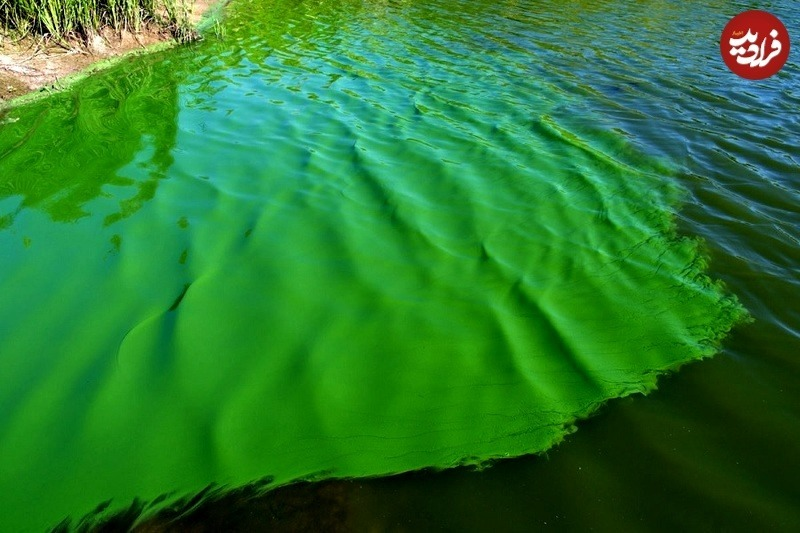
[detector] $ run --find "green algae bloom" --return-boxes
[0,0,746,530]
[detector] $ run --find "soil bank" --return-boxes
[0,0,217,104]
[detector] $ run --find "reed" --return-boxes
[0,0,194,42]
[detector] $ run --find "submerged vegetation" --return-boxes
[0,0,196,42]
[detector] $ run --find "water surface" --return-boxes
[0,0,794,530]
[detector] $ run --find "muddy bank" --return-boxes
[0,0,216,104]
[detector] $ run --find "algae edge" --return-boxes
[56,202,751,531]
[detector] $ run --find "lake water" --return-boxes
[0,0,798,531]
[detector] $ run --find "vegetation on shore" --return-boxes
[0,0,196,42]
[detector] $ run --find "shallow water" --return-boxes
[0,0,797,531]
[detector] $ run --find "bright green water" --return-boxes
[0,0,750,530]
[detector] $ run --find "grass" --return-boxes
[0,0,196,43]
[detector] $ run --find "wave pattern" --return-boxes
[0,0,747,530]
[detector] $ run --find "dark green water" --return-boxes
[0,0,796,531]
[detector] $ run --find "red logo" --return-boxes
[721,10,790,79]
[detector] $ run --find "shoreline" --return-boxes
[0,0,222,109]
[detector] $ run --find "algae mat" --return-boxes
[0,0,744,529]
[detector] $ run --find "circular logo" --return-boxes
[720,10,790,79]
